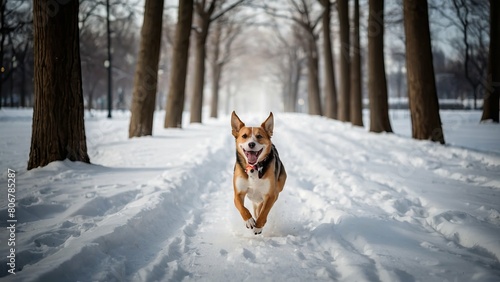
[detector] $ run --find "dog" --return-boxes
[231,111,287,235]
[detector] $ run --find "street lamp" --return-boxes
[106,0,112,118]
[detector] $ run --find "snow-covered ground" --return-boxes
[0,109,499,281]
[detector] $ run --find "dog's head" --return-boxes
[231,111,274,166]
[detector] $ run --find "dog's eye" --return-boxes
[242,134,248,139]
[256,135,263,139]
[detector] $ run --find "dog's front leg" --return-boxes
[234,192,255,229]
[254,194,278,235]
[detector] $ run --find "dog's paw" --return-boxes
[245,218,256,229]
[253,227,263,235]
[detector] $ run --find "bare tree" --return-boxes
[209,14,244,118]
[404,0,445,144]
[319,0,337,119]
[164,0,193,128]
[431,0,489,109]
[28,0,90,169]
[262,0,323,115]
[266,21,304,113]
[337,0,350,122]
[367,0,392,133]
[129,0,164,137]
[350,0,363,126]
[481,0,499,123]
[190,0,245,124]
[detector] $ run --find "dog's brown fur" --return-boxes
[231,111,287,235]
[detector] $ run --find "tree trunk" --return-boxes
[129,0,164,138]
[165,0,193,128]
[307,36,322,116]
[337,0,350,122]
[190,14,210,123]
[321,0,338,119]
[210,19,222,119]
[350,0,363,126]
[0,0,5,110]
[28,0,90,170]
[481,0,499,123]
[210,63,222,118]
[290,57,302,112]
[368,0,392,133]
[404,0,444,144]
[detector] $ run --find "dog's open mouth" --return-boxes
[243,148,263,165]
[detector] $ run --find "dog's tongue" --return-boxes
[246,151,258,165]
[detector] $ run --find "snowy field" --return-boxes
[0,108,499,281]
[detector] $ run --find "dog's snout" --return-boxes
[248,142,256,149]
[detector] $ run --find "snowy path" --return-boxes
[1,110,500,281]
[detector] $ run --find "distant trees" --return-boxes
[129,0,165,138]
[190,0,246,124]
[0,1,33,109]
[28,0,89,169]
[208,15,244,118]
[367,0,392,133]
[404,0,445,144]
[480,0,499,123]
[164,0,193,128]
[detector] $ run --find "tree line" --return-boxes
[3,0,496,169]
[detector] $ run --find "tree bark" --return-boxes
[404,0,445,144]
[210,18,222,118]
[481,0,499,123]
[368,0,392,133]
[307,35,322,116]
[28,0,90,170]
[350,0,363,126]
[165,0,193,128]
[129,0,164,138]
[190,13,211,123]
[320,0,338,119]
[290,56,302,112]
[337,0,350,122]
[210,63,222,118]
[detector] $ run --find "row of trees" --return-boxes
[22,0,500,169]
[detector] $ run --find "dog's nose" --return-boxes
[248,142,255,149]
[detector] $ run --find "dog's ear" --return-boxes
[231,111,245,138]
[261,112,274,137]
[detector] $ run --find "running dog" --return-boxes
[231,111,287,235]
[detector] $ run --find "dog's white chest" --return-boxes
[235,176,270,203]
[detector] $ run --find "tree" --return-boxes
[291,0,323,116]
[367,0,392,133]
[190,0,245,124]
[431,0,489,110]
[263,0,322,115]
[209,15,244,118]
[350,0,363,126]
[403,0,445,144]
[129,0,164,138]
[480,0,499,123]
[319,0,337,119]
[28,0,90,169]
[266,21,304,113]
[164,0,193,128]
[337,0,350,122]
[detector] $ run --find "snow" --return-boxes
[1,108,500,281]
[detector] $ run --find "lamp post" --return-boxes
[106,0,112,118]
